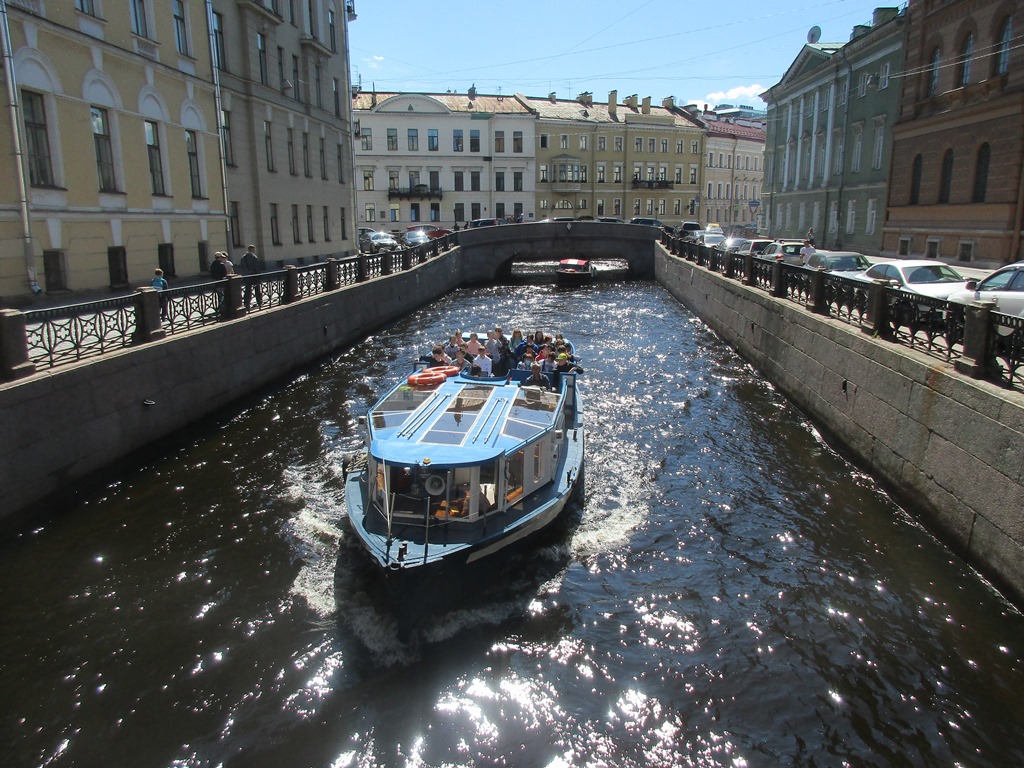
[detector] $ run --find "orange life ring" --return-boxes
[408,370,446,387]
[439,365,461,377]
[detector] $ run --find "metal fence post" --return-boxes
[223,274,245,318]
[283,265,299,303]
[358,253,369,282]
[864,280,893,339]
[326,258,340,290]
[809,269,828,314]
[0,309,36,381]
[743,253,755,286]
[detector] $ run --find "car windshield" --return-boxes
[904,265,963,284]
[827,255,871,271]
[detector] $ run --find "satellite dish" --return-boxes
[807,26,822,44]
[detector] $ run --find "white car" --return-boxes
[852,260,969,299]
[947,261,1024,316]
[758,240,804,264]
[736,239,774,256]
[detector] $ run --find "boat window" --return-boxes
[422,385,492,444]
[505,450,525,505]
[503,387,558,441]
[371,385,436,430]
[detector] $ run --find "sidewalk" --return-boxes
[5,273,214,312]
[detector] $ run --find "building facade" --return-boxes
[522,91,704,224]
[213,0,358,268]
[696,111,765,232]
[1,0,227,299]
[884,0,1023,266]
[761,7,906,255]
[351,89,535,229]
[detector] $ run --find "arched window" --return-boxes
[927,47,941,96]
[938,150,954,203]
[996,17,1013,75]
[972,143,990,203]
[910,154,923,205]
[958,33,974,87]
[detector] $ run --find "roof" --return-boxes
[352,91,533,115]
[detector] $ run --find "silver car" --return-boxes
[947,262,1024,316]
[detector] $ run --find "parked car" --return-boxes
[705,223,724,235]
[629,217,664,228]
[673,221,702,238]
[946,261,1024,316]
[596,216,625,223]
[719,236,746,253]
[403,229,431,247]
[803,250,873,272]
[735,239,773,256]
[698,233,726,248]
[852,260,969,299]
[407,224,452,239]
[540,216,577,222]
[758,239,805,264]
[682,229,706,242]
[469,218,506,228]
[364,232,398,253]
[358,228,381,251]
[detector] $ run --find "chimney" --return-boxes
[608,90,618,117]
[662,96,676,109]
[548,91,557,103]
[641,96,651,114]
[625,94,638,109]
[468,84,477,100]
[851,24,871,39]
[577,91,592,106]
[873,7,899,26]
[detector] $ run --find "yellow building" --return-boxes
[0,0,228,301]
[521,91,704,223]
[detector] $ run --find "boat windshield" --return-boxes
[422,385,493,445]
[503,387,559,441]
[371,385,436,430]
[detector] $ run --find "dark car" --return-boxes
[673,221,702,238]
[629,217,664,228]
[407,224,453,240]
[469,218,506,228]
[804,250,873,272]
[596,216,625,223]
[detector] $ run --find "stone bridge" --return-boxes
[456,221,659,282]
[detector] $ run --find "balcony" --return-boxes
[552,182,583,193]
[388,184,443,200]
[631,179,674,190]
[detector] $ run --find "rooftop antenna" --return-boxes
[807,25,822,44]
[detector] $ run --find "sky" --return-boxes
[346,0,900,109]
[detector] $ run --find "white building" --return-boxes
[352,89,536,230]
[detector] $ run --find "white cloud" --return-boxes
[687,84,767,109]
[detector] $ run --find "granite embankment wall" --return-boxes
[656,248,1024,605]
[0,251,461,517]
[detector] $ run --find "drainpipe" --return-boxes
[0,0,40,294]
[204,0,232,251]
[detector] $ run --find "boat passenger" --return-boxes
[468,364,483,377]
[443,332,461,359]
[519,362,552,390]
[475,347,493,376]
[509,329,524,357]
[452,347,473,371]
[426,345,451,367]
[466,332,481,356]
[514,332,537,362]
[517,350,537,370]
[551,352,581,389]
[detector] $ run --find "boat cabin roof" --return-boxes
[368,374,562,467]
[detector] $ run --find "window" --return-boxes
[212,12,225,69]
[539,134,548,149]
[220,109,234,166]
[495,171,505,191]
[410,202,420,222]
[454,171,464,191]
[470,129,480,152]
[613,164,622,183]
[928,47,941,96]
[996,17,1013,75]
[361,127,372,151]
[336,142,344,183]
[648,138,656,153]
[958,33,974,87]
[307,205,315,242]
[972,143,990,203]
[76,0,97,15]
[292,204,301,242]
[265,203,279,244]
[428,128,438,151]
[389,203,399,222]
[561,134,569,149]
[145,120,164,195]
[388,170,399,190]
[328,8,337,51]
[130,0,150,37]
[879,62,890,89]
[689,167,697,184]
[470,170,480,191]
[872,124,884,169]
[598,135,606,151]
[364,203,375,222]
[454,202,464,222]
[185,129,202,197]
[362,169,374,190]
[828,201,838,233]
[302,133,310,177]
[691,140,699,154]
[314,65,322,108]
[404,130,417,152]
[579,134,588,151]
[866,198,877,235]
[898,236,911,256]
[319,137,327,179]
[287,129,296,174]
[661,139,668,153]
[493,131,504,153]
[833,130,845,175]
[513,131,523,153]
[292,55,300,101]
[387,128,398,151]
[513,171,522,191]
[323,206,331,240]
[614,136,623,152]
[851,129,862,173]
[264,121,275,171]
[859,72,869,97]
[429,170,439,191]
[471,202,481,219]
[845,200,856,234]
[909,154,922,205]
[838,77,848,105]
[277,46,285,92]
[939,150,954,203]
[453,129,463,152]
[91,106,117,192]
[22,91,54,187]
[597,164,606,183]
[333,78,340,117]
[613,198,621,215]
[634,137,643,152]
[430,202,440,221]
[173,0,190,56]
[257,33,268,85]
[676,140,683,154]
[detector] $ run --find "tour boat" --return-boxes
[556,258,594,284]
[343,357,584,635]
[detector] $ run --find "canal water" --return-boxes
[2,279,1023,767]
